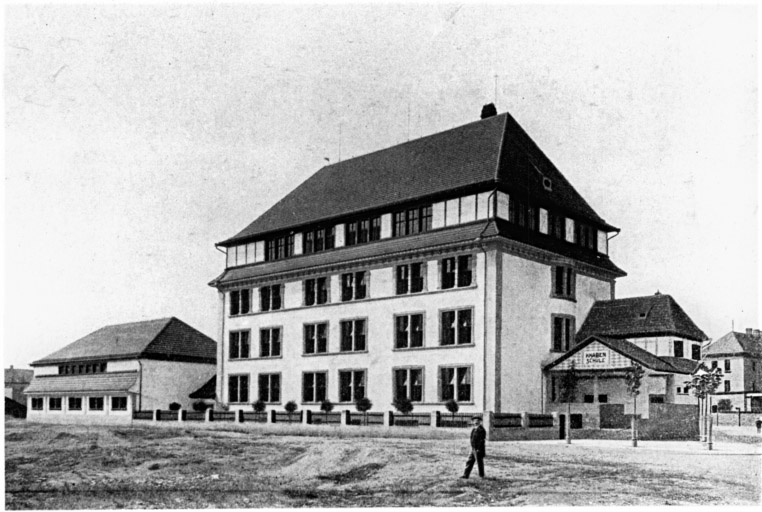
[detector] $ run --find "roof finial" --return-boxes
[655,290,661,295]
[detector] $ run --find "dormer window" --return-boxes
[392,205,432,237]
[265,234,294,261]
[345,216,381,246]
[303,226,335,254]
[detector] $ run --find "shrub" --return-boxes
[168,402,182,411]
[320,399,334,414]
[444,398,459,416]
[392,396,414,415]
[716,399,733,412]
[192,401,209,412]
[285,400,298,415]
[355,397,373,413]
[252,399,267,413]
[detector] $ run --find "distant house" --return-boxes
[26,317,216,423]
[544,293,708,430]
[703,328,762,412]
[5,366,34,404]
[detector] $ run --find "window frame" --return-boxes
[392,204,433,237]
[111,396,128,411]
[724,380,731,393]
[229,288,251,316]
[551,265,575,300]
[438,365,473,403]
[551,314,576,352]
[228,374,250,404]
[691,344,701,360]
[673,340,684,358]
[31,397,44,410]
[304,277,329,306]
[393,366,425,402]
[339,318,367,352]
[49,397,63,411]
[440,255,474,290]
[258,373,281,404]
[724,359,731,373]
[395,262,426,295]
[439,307,474,346]
[394,312,425,349]
[303,322,329,355]
[259,284,283,312]
[229,330,251,360]
[302,371,328,404]
[340,271,368,302]
[338,369,367,403]
[259,326,283,358]
[89,396,105,411]
[68,397,82,411]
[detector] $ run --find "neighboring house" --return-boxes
[544,292,708,428]
[5,366,33,404]
[26,317,216,423]
[209,104,626,414]
[703,328,762,412]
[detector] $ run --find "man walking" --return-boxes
[460,415,486,479]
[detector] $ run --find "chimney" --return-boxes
[481,103,497,119]
[746,328,753,335]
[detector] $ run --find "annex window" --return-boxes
[341,271,368,301]
[111,397,128,411]
[711,360,718,369]
[68,397,82,410]
[49,397,62,411]
[441,255,473,290]
[583,394,595,404]
[304,277,329,306]
[396,262,425,295]
[228,374,249,403]
[724,359,731,373]
[439,366,472,402]
[303,226,336,254]
[392,205,433,237]
[552,315,575,352]
[340,319,367,352]
[304,323,328,354]
[229,331,250,360]
[259,284,283,311]
[31,398,43,410]
[394,368,423,402]
[59,362,107,375]
[345,216,381,246]
[551,266,575,299]
[302,372,327,403]
[509,197,539,231]
[598,394,608,403]
[89,397,104,411]
[673,340,684,358]
[258,374,281,403]
[548,211,565,240]
[691,344,701,361]
[259,328,282,358]
[338,370,366,402]
[229,288,251,316]
[575,222,597,251]
[265,234,295,261]
[395,314,424,349]
[724,380,731,392]
[440,309,472,346]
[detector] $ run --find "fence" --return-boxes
[157,410,178,421]
[132,410,153,421]
[310,411,341,425]
[274,411,303,424]
[185,411,206,422]
[212,411,237,422]
[242,411,268,423]
[492,413,522,428]
[527,414,554,428]
[437,412,476,428]
[348,412,384,426]
[391,412,431,427]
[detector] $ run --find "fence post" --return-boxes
[341,410,350,426]
[269,409,276,424]
[431,411,440,428]
[382,411,392,427]
[178,409,186,422]
[482,411,495,441]
[304,410,312,425]
[521,412,529,429]
[153,409,160,422]
[551,411,559,429]
[205,408,213,422]
[236,409,244,423]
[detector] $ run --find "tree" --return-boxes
[716,399,732,412]
[320,399,334,422]
[284,400,298,421]
[625,363,645,447]
[252,399,266,413]
[685,364,724,449]
[558,362,579,444]
[355,397,373,425]
[445,398,459,421]
[392,396,414,415]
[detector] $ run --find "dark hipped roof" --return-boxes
[575,293,708,343]
[189,375,216,400]
[210,219,625,287]
[31,318,217,366]
[703,331,762,358]
[25,372,139,395]
[221,111,616,246]
[546,335,694,374]
[5,368,34,386]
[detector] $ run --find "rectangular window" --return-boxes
[583,394,594,403]
[229,289,251,316]
[393,205,433,237]
[548,212,565,239]
[304,277,329,306]
[31,397,43,410]
[440,309,472,346]
[552,266,575,299]
[302,372,327,403]
[394,368,423,402]
[439,367,472,402]
[509,197,537,229]
[229,331,250,360]
[258,374,280,403]
[371,217,381,240]
[395,314,424,349]
[345,217,381,246]
[228,375,249,403]
[598,394,608,403]
[692,344,701,361]
[304,323,328,354]
[711,360,718,369]
[358,219,370,243]
[396,262,425,295]
[260,284,282,311]
[111,397,127,411]
[724,380,731,393]
[49,397,62,411]
[552,315,575,352]
[441,255,473,289]
[338,370,366,402]
[68,397,82,410]
[341,271,367,301]
[340,319,367,352]
[575,222,598,251]
[259,328,282,358]
[265,235,294,261]
[724,359,731,373]
[673,340,684,358]
[89,397,104,411]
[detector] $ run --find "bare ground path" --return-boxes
[5,420,760,508]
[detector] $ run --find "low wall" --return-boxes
[713,412,762,427]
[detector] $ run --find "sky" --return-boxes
[4,4,759,369]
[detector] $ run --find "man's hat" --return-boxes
[471,415,481,421]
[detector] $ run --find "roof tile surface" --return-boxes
[25,372,139,394]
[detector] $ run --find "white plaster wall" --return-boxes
[34,365,58,376]
[630,336,698,358]
[370,267,393,298]
[284,281,301,309]
[380,214,392,238]
[293,233,303,256]
[107,360,139,372]
[139,360,216,411]
[431,202,445,229]
[26,394,135,424]
[335,224,345,247]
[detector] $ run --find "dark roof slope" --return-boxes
[576,293,708,343]
[221,111,615,245]
[189,375,216,399]
[5,368,34,386]
[31,318,217,366]
[703,331,762,358]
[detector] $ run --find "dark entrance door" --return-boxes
[558,414,566,439]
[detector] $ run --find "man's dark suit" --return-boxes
[463,423,486,478]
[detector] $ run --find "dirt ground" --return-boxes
[5,419,761,508]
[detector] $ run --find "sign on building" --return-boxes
[584,351,608,365]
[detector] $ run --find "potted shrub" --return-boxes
[320,399,334,422]
[355,397,373,425]
[252,399,267,413]
[284,400,298,422]
[445,398,459,424]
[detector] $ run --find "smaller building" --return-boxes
[5,366,34,404]
[702,328,762,412]
[25,317,216,423]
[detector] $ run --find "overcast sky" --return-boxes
[4,4,758,368]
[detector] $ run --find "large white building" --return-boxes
[210,105,626,414]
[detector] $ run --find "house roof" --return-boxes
[546,335,694,374]
[189,375,216,400]
[5,368,34,386]
[24,371,139,395]
[220,110,617,246]
[703,331,762,358]
[30,317,217,367]
[211,219,625,288]
[575,293,708,343]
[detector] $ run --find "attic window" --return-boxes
[638,312,647,319]
[542,177,552,191]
